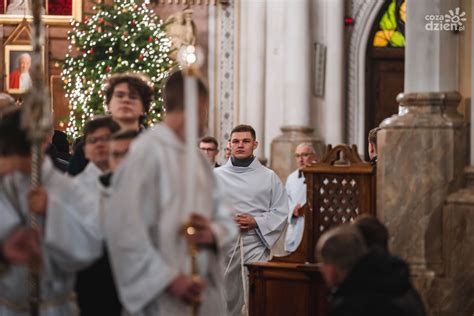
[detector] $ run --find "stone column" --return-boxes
[270,0,324,181]
[239,0,266,162]
[324,0,345,145]
[377,0,468,314]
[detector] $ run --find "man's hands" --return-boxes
[167,274,207,305]
[234,214,257,231]
[293,203,303,217]
[28,187,48,216]
[2,227,41,265]
[184,213,216,248]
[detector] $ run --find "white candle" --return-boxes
[184,73,198,216]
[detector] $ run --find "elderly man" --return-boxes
[9,53,32,91]
[284,143,318,252]
[214,124,288,316]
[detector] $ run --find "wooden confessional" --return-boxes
[247,144,376,316]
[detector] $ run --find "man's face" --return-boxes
[109,138,133,171]
[225,144,231,160]
[199,141,218,164]
[84,127,112,171]
[295,145,317,169]
[368,142,376,160]
[19,56,30,73]
[230,131,257,160]
[108,83,144,124]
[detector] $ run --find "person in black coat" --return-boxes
[316,225,426,316]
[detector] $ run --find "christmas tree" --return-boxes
[61,0,175,138]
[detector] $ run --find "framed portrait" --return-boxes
[0,0,81,24]
[5,44,44,94]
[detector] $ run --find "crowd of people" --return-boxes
[0,70,425,316]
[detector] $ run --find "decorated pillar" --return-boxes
[270,0,324,181]
[377,0,469,314]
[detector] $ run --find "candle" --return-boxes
[184,74,198,216]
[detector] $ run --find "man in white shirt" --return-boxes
[214,124,288,316]
[105,70,237,316]
[284,142,318,252]
[0,108,102,315]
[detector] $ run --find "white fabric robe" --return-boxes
[214,158,288,316]
[283,169,307,252]
[73,162,104,239]
[105,124,237,316]
[0,158,102,316]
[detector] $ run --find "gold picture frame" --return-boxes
[0,0,81,25]
[5,44,44,94]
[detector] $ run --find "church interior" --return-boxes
[0,0,473,315]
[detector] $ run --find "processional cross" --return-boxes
[20,0,52,314]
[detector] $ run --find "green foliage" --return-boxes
[61,0,175,138]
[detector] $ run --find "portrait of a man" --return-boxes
[5,45,38,93]
[9,52,32,91]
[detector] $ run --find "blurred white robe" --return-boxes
[283,169,306,252]
[105,124,237,316]
[73,162,104,238]
[0,158,102,315]
[214,158,288,316]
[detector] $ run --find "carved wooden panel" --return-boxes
[316,174,362,232]
[247,262,330,316]
[273,144,376,264]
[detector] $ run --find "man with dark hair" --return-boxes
[317,224,426,316]
[105,70,237,315]
[199,136,220,167]
[76,129,138,316]
[69,73,153,176]
[368,127,381,165]
[76,116,120,183]
[214,123,288,316]
[104,72,155,131]
[0,108,102,314]
[74,116,121,316]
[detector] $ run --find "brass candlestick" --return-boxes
[184,224,200,316]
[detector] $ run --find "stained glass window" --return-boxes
[373,0,406,47]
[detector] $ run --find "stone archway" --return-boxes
[347,0,386,150]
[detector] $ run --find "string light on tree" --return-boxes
[61,0,175,138]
